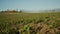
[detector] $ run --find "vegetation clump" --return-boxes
[0,11,60,34]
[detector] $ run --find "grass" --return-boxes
[0,12,60,34]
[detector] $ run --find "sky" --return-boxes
[0,0,60,11]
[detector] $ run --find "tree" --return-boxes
[20,10,22,13]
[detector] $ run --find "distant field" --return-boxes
[0,12,60,34]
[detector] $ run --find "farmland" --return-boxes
[0,12,60,34]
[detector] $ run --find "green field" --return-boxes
[0,12,60,34]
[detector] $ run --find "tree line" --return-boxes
[0,10,23,13]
